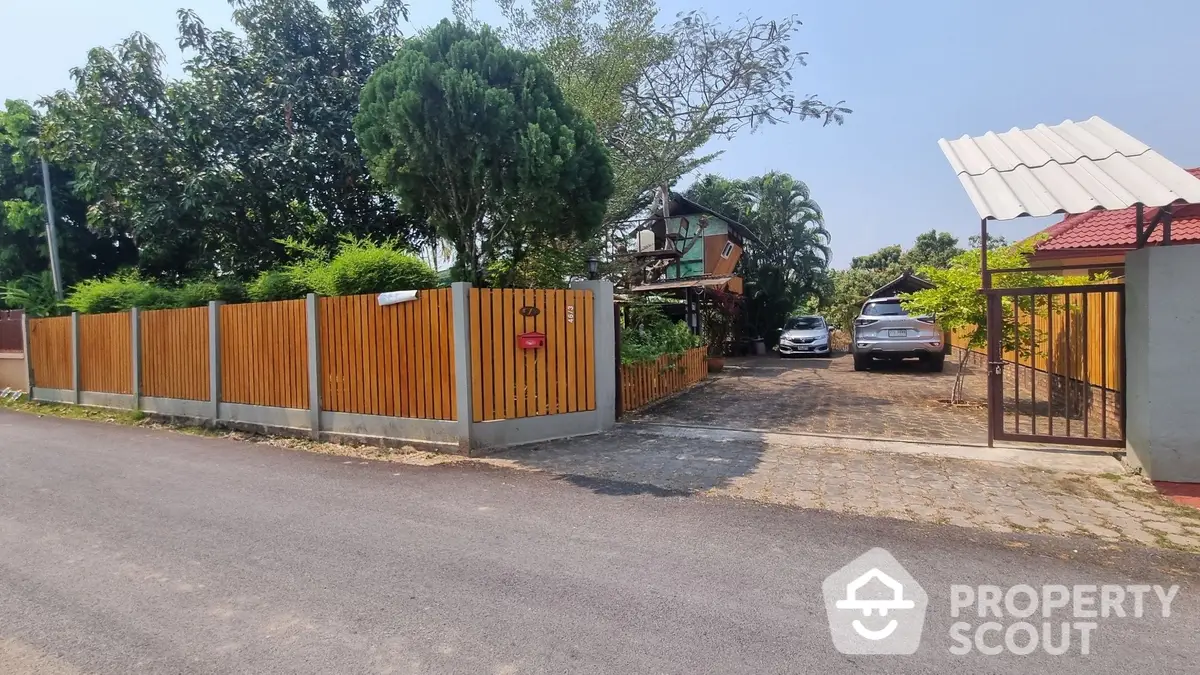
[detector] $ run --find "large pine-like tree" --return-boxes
[354,20,614,285]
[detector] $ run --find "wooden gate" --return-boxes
[984,283,1125,448]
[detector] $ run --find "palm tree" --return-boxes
[745,172,830,277]
[686,171,834,345]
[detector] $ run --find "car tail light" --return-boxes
[916,315,935,324]
[854,318,878,328]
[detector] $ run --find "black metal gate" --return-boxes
[984,283,1125,448]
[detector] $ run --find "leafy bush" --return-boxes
[61,237,435,314]
[246,270,312,302]
[2,273,63,316]
[64,272,177,313]
[65,273,249,313]
[621,300,704,364]
[307,237,437,296]
[175,279,247,307]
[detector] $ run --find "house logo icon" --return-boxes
[823,548,928,654]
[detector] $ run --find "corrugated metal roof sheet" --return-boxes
[938,117,1200,221]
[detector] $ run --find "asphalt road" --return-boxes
[1,410,1196,674]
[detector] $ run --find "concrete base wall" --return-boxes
[80,391,136,409]
[142,396,210,420]
[473,410,603,448]
[319,411,459,452]
[219,402,308,431]
[32,387,74,403]
[1125,245,1200,481]
[0,353,28,392]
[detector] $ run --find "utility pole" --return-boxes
[40,157,64,300]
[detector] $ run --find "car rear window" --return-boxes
[863,301,908,317]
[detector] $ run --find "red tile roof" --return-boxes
[1035,168,1200,252]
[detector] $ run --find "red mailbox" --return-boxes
[518,331,546,349]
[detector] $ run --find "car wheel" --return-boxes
[927,354,946,372]
[853,354,871,372]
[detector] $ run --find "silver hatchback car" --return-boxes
[851,297,946,372]
[778,315,831,357]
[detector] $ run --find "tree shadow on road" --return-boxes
[493,426,770,498]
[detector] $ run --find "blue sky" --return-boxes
[3,0,1198,267]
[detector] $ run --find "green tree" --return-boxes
[684,171,832,345]
[39,0,428,280]
[901,240,1069,403]
[1,100,136,311]
[458,0,849,237]
[355,20,614,285]
[902,229,961,270]
[825,244,905,330]
[850,244,903,273]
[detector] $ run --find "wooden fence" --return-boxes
[28,316,72,390]
[220,300,310,410]
[25,285,604,434]
[141,307,210,401]
[469,288,594,422]
[319,289,456,420]
[949,281,1123,392]
[620,346,707,412]
[79,312,133,394]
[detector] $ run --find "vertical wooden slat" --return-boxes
[384,299,398,417]
[496,289,510,420]
[564,291,577,413]
[425,291,438,419]
[489,290,503,419]
[582,291,595,411]
[435,289,446,420]
[444,289,457,420]
[424,290,440,420]
[398,297,412,415]
[556,290,569,414]
[318,299,331,412]
[521,289,535,415]
[470,290,484,422]
[412,294,424,418]
[514,291,528,419]
[535,289,548,416]
[362,294,377,415]
[327,298,341,413]
[337,297,350,412]
[544,290,559,415]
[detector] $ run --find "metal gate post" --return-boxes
[614,301,623,418]
[985,293,1002,447]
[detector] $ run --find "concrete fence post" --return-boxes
[130,307,141,410]
[570,279,616,433]
[305,293,321,440]
[70,311,80,404]
[450,282,474,454]
[208,301,223,424]
[21,312,33,394]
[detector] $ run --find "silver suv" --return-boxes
[851,297,946,372]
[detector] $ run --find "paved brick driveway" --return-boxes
[631,353,991,444]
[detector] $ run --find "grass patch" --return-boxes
[0,394,147,425]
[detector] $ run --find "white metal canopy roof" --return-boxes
[938,116,1200,221]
